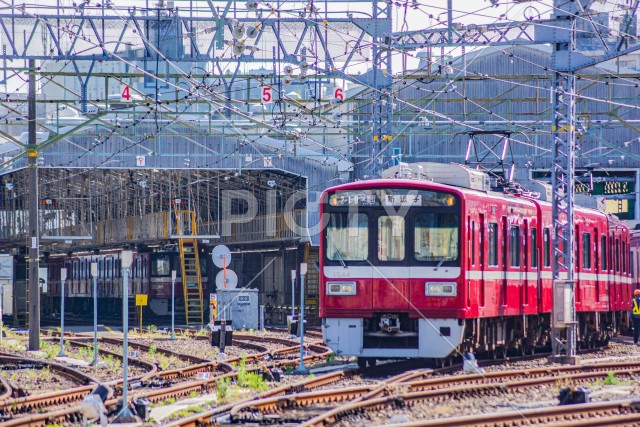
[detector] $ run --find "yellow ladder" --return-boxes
[175,210,204,325]
[304,243,320,326]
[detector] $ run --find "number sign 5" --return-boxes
[261,86,272,103]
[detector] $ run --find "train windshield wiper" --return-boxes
[434,258,446,270]
[327,235,348,269]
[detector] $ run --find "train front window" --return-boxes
[414,213,459,263]
[152,254,171,276]
[326,213,368,262]
[378,216,405,261]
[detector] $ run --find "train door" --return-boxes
[468,217,474,309]
[609,233,615,311]
[501,217,508,312]
[595,230,600,305]
[523,220,529,310]
[374,214,409,311]
[575,224,581,308]
[479,214,486,310]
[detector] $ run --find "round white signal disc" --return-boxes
[216,269,238,289]
[211,245,232,268]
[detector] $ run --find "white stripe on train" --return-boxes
[324,266,632,284]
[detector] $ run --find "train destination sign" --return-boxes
[382,194,422,206]
[328,189,457,207]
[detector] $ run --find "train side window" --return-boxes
[615,238,620,272]
[622,241,627,273]
[152,254,172,276]
[509,225,520,267]
[610,237,614,271]
[631,250,635,278]
[106,258,112,279]
[135,257,141,278]
[531,228,537,268]
[582,233,591,269]
[378,216,405,261]
[543,228,551,267]
[488,223,498,266]
[98,259,104,278]
[200,258,207,276]
[601,236,607,270]
[414,213,459,263]
[326,213,369,262]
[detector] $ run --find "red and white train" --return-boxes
[320,163,633,366]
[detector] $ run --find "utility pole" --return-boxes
[27,58,40,352]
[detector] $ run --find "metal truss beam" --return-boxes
[0,10,375,71]
[387,18,571,49]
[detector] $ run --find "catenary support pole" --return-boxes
[27,58,40,352]
[115,250,134,421]
[291,270,297,317]
[171,270,176,340]
[58,268,67,357]
[293,263,309,375]
[290,269,296,338]
[90,263,100,365]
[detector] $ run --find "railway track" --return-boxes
[0,354,111,418]
[7,329,638,427]
[294,361,640,427]
[164,359,427,427]
[372,399,640,427]
[0,330,333,426]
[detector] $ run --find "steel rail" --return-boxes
[374,399,640,427]
[300,364,640,427]
[0,354,111,416]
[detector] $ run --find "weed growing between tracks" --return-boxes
[604,372,622,385]
[214,355,270,404]
[236,355,268,391]
[168,404,208,420]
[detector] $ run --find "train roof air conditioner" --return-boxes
[382,162,491,192]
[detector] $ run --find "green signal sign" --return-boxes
[592,181,634,196]
[575,180,634,196]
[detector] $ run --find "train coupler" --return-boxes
[379,314,401,333]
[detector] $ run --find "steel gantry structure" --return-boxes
[0,0,638,357]
[0,0,394,175]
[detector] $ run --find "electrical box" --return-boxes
[553,280,574,328]
[216,288,259,330]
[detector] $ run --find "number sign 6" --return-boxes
[334,88,345,102]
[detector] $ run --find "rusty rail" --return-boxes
[0,355,111,416]
[373,399,640,427]
[300,363,640,427]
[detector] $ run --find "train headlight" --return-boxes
[425,282,457,296]
[326,281,357,296]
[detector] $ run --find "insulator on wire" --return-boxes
[246,26,259,38]
[232,25,245,40]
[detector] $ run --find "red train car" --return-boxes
[39,250,208,321]
[320,163,631,365]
